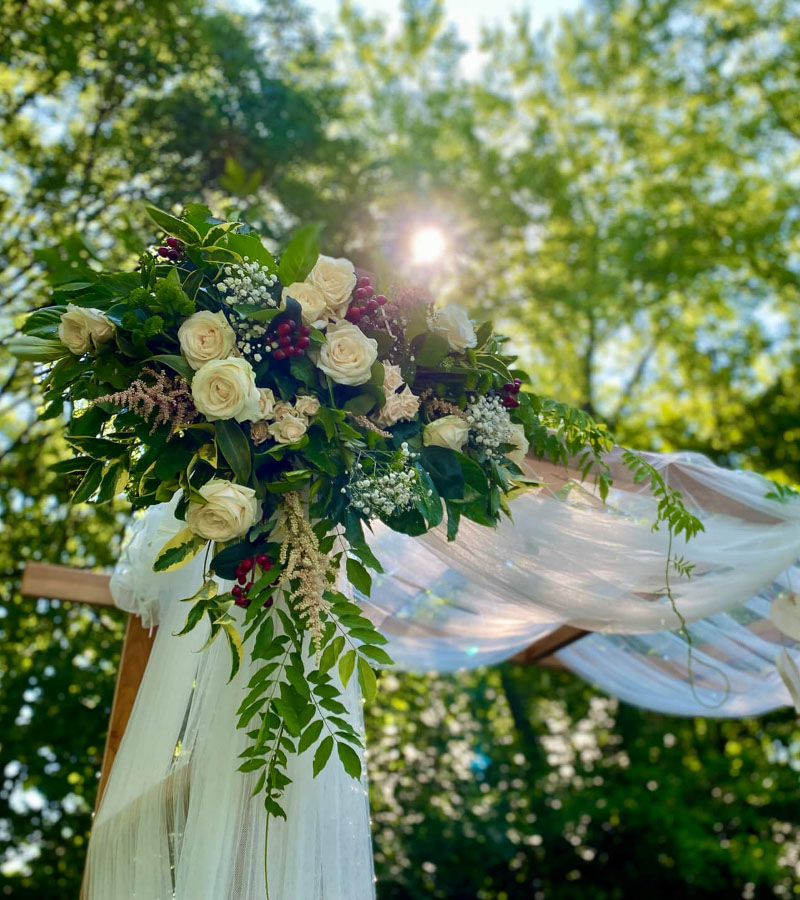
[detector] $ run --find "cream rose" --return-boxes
[257,388,276,421]
[185,479,260,542]
[506,422,529,468]
[177,310,236,370]
[431,304,477,352]
[250,421,271,445]
[268,413,308,445]
[282,282,328,327]
[190,357,261,422]
[272,401,294,421]
[294,395,321,419]
[307,255,357,318]
[373,364,419,427]
[318,321,378,386]
[422,415,469,451]
[58,304,116,355]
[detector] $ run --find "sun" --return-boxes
[410,226,447,266]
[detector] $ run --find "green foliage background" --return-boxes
[1,0,799,897]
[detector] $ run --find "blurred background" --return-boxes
[2,0,800,896]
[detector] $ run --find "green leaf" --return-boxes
[277,222,323,286]
[318,635,345,674]
[357,656,378,703]
[336,741,362,780]
[298,719,324,754]
[338,649,356,688]
[71,461,103,504]
[313,735,334,777]
[346,558,372,596]
[421,446,465,499]
[215,420,252,484]
[225,232,277,271]
[145,205,201,245]
[7,335,69,362]
[413,332,450,367]
[358,645,393,666]
[153,526,207,573]
[146,354,194,381]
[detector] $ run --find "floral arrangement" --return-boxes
[11,204,621,825]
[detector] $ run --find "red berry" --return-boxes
[299,325,311,337]
[263,597,274,609]
[242,583,250,595]
[286,319,296,329]
[256,554,271,569]
[511,383,521,394]
[167,249,180,261]
[232,585,243,598]
[346,307,362,323]
[353,287,369,301]
[514,378,522,386]
[234,595,251,609]
[278,334,291,347]
[294,348,305,357]
[502,396,514,407]
[503,382,514,393]
[375,294,388,306]
[284,345,296,357]
[157,247,170,258]
[277,322,291,336]
[357,276,372,289]
[240,558,253,572]
[273,349,286,361]
[237,573,247,585]
[296,335,310,349]
[166,237,183,249]
[366,299,378,312]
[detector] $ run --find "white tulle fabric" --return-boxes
[84,502,375,900]
[85,447,800,899]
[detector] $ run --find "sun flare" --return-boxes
[410,226,447,266]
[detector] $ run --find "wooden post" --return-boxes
[20,563,157,809]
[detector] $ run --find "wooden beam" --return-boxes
[507,624,589,666]
[21,562,114,607]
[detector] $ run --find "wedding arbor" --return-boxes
[21,445,800,897]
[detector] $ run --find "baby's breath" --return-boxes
[346,444,422,519]
[465,394,513,458]
[218,259,278,307]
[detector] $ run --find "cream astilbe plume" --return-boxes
[278,491,337,653]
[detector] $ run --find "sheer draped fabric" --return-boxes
[87,448,800,898]
[86,506,375,900]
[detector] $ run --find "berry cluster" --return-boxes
[345,276,387,324]
[231,554,275,608]
[500,379,522,408]
[270,320,311,361]
[156,237,183,261]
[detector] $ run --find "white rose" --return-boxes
[423,415,469,452]
[58,304,116,355]
[307,255,357,318]
[506,422,529,468]
[186,479,260,542]
[177,310,236,370]
[268,413,308,444]
[282,282,328,327]
[318,321,378,386]
[191,357,261,422]
[770,593,800,641]
[257,388,276,421]
[431,304,477,352]
[373,364,419,427]
[776,649,800,714]
[294,395,321,419]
